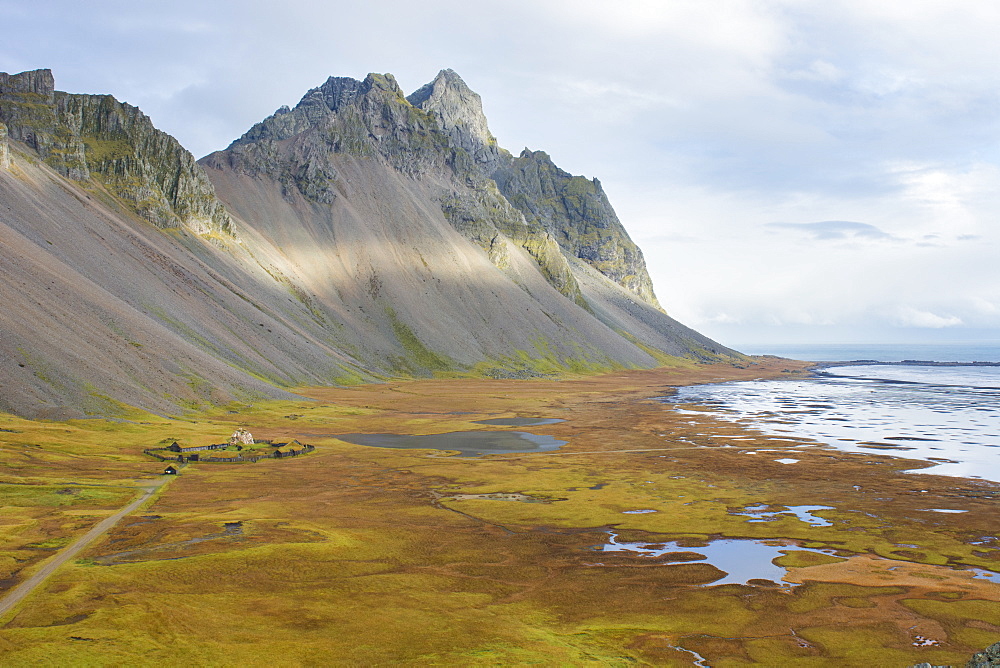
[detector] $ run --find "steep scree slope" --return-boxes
[0,68,739,418]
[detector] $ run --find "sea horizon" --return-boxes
[732,342,1000,363]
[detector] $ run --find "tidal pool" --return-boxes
[597,532,835,586]
[472,417,565,426]
[333,431,567,456]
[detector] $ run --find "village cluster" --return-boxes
[145,428,315,472]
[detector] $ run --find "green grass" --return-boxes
[0,365,993,666]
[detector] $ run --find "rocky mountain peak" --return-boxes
[299,73,402,112]
[407,69,499,168]
[215,68,662,308]
[229,72,414,150]
[304,76,364,112]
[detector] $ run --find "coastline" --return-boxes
[815,359,1000,368]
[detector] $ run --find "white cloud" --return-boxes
[782,60,845,83]
[765,221,897,242]
[893,307,963,329]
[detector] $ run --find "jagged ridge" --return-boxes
[0,67,740,418]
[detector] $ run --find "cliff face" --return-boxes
[493,149,661,308]
[406,68,501,170]
[0,69,231,234]
[404,70,660,307]
[0,67,739,418]
[0,121,8,169]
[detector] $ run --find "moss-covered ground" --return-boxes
[0,360,997,665]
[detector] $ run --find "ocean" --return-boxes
[734,342,1000,363]
[669,344,1000,483]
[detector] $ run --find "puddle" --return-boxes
[969,568,1000,583]
[774,458,799,464]
[731,504,835,527]
[597,532,836,586]
[472,417,565,427]
[622,509,658,514]
[922,508,968,513]
[912,635,940,647]
[450,492,546,503]
[223,521,244,534]
[333,431,566,457]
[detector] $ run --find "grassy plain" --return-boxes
[0,359,997,666]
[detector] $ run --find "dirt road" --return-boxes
[0,476,172,620]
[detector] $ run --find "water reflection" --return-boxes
[667,365,1000,481]
[597,532,834,586]
[333,431,566,457]
[731,503,835,527]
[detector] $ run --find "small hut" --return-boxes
[229,428,254,446]
[163,465,178,475]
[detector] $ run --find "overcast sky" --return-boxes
[3,0,1000,348]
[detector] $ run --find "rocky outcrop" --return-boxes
[407,69,501,170]
[909,641,1000,668]
[494,149,661,308]
[967,641,1000,667]
[0,121,9,169]
[435,177,587,305]
[224,72,450,181]
[0,69,231,234]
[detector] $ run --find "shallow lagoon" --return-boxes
[668,364,1000,481]
[334,431,567,457]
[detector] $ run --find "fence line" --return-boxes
[144,444,314,464]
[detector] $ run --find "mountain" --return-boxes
[0,68,740,419]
